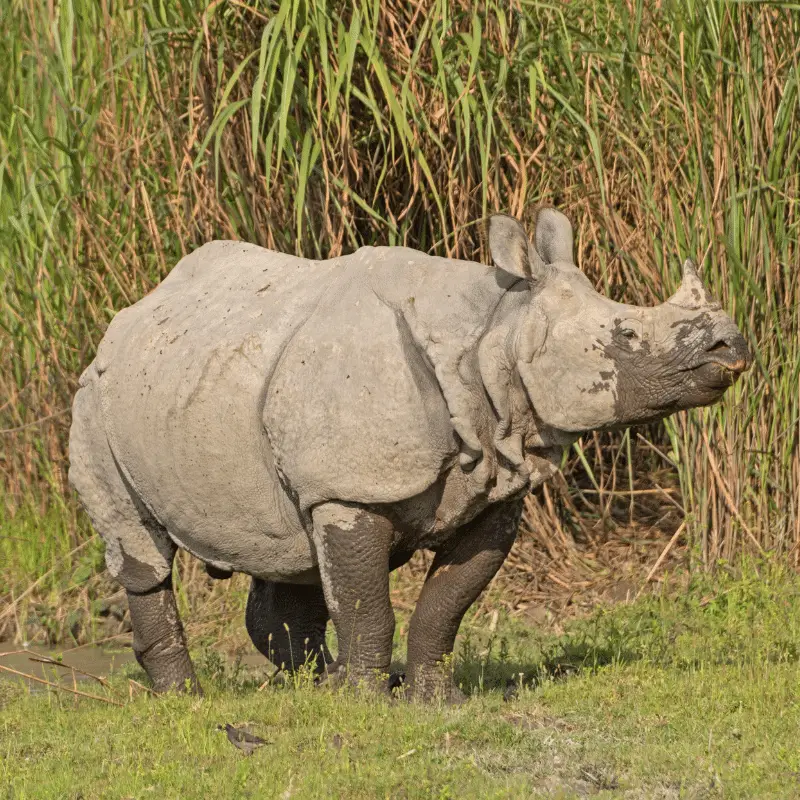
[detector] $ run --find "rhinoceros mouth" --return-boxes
[638,363,735,419]
[691,360,743,390]
[673,339,749,394]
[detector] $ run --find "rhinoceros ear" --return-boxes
[534,207,574,265]
[486,214,547,282]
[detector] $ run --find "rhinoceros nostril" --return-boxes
[704,337,751,374]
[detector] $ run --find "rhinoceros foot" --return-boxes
[127,576,202,695]
[404,664,467,706]
[313,659,392,698]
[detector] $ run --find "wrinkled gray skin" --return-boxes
[68,209,750,700]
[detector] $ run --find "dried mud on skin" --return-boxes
[1,462,685,649]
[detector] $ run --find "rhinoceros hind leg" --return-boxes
[405,499,522,702]
[246,579,332,672]
[69,379,198,693]
[127,576,201,694]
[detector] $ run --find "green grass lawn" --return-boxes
[3,560,800,799]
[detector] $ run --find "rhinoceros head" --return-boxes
[487,209,750,435]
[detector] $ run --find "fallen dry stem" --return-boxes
[638,521,688,598]
[28,654,112,687]
[0,663,124,706]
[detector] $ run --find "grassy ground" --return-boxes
[3,559,800,799]
[1,4,798,794]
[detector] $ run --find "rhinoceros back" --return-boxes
[93,241,336,578]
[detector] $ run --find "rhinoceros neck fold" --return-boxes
[476,291,569,491]
[380,258,513,465]
[384,267,553,502]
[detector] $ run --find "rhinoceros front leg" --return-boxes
[311,502,395,692]
[405,499,522,702]
[127,575,201,694]
[245,578,332,672]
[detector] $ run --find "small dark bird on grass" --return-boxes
[218,723,268,756]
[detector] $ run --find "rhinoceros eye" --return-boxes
[620,328,638,340]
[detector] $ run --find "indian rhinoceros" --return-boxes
[68,208,750,700]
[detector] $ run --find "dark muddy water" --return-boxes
[0,642,271,689]
[0,641,135,687]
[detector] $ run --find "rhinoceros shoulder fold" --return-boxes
[369,248,521,482]
[263,250,461,511]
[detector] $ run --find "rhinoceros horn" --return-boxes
[666,259,720,311]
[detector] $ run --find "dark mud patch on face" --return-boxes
[603,317,721,423]
[585,379,612,395]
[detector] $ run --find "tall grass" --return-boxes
[1,0,798,582]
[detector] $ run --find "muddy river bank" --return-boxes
[0,641,271,690]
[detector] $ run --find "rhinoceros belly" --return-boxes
[94,242,339,580]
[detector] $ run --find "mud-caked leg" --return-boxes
[127,575,200,694]
[406,499,523,702]
[311,502,395,692]
[246,578,332,672]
